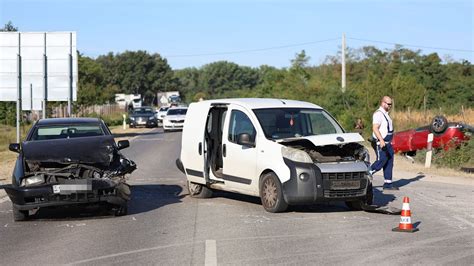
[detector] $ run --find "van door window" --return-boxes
[228,110,256,144]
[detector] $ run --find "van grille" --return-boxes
[324,189,365,198]
[322,172,365,180]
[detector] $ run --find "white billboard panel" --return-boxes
[0,32,78,110]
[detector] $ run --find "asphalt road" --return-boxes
[0,128,473,265]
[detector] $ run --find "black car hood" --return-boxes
[22,135,115,166]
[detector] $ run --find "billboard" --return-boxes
[0,32,78,110]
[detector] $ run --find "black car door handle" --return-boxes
[198,142,202,155]
[222,144,226,157]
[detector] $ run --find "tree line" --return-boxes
[1,22,473,131]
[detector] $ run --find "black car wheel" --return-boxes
[430,115,448,134]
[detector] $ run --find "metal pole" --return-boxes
[30,83,33,111]
[16,33,22,143]
[43,32,47,119]
[341,33,346,93]
[68,32,73,117]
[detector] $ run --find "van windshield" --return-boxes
[253,108,344,140]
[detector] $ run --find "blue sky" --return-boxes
[1,0,472,69]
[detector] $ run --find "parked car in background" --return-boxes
[392,116,473,155]
[0,118,136,221]
[155,106,170,124]
[163,107,187,132]
[129,106,157,128]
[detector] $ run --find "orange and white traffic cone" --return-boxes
[392,196,419,233]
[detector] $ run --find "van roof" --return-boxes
[200,98,323,109]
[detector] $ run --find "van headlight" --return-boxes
[281,146,312,163]
[148,116,154,120]
[20,175,45,187]
[130,117,135,121]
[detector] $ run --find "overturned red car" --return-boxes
[391,116,473,155]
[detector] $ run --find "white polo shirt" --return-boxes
[372,107,393,139]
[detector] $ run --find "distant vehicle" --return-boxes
[115,94,142,109]
[157,91,180,107]
[155,106,170,124]
[177,98,372,213]
[391,116,473,155]
[163,107,187,132]
[0,118,136,221]
[129,106,157,128]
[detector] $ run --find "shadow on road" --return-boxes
[208,190,388,213]
[392,174,425,188]
[26,184,183,221]
[129,184,183,215]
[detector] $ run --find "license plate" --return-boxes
[330,180,360,190]
[52,184,91,194]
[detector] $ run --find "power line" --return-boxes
[348,37,474,53]
[165,38,341,58]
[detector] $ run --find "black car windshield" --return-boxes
[253,108,344,140]
[167,108,187,115]
[133,107,154,114]
[31,124,105,140]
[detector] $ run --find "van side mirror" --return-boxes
[9,143,21,153]
[117,140,130,150]
[237,133,255,148]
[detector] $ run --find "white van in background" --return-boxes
[176,98,372,213]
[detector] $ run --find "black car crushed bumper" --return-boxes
[1,178,129,210]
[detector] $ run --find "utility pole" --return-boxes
[341,33,346,93]
[43,32,47,119]
[68,32,73,117]
[16,32,22,143]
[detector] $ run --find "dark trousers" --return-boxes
[370,136,394,182]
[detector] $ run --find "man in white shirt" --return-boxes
[368,96,398,190]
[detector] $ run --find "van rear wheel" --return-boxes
[187,181,212,198]
[260,172,288,213]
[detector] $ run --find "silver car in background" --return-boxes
[163,107,187,132]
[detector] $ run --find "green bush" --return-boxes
[416,138,474,169]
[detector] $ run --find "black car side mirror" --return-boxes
[237,133,255,148]
[117,140,130,150]
[9,143,21,153]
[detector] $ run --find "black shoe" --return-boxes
[383,183,399,190]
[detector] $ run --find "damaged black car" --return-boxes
[1,118,136,221]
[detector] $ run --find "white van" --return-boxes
[177,98,372,213]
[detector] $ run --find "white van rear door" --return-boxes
[180,102,210,183]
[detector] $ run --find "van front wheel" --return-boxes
[187,181,212,198]
[260,172,288,213]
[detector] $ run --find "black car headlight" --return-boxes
[20,175,45,187]
[148,116,155,121]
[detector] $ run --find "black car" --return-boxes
[0,118,136,221]
[129,106,157,128]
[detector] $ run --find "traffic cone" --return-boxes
[392,196,419,233]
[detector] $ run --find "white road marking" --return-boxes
[205,239,217,266]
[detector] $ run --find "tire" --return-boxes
[430,115,448,134]
[187,181,213,198]
[13,205,29,221]
[345,182,373,211]
[114,203,128,216]
[259,172,288,213]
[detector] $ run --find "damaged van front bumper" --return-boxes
[282,159,370,205]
